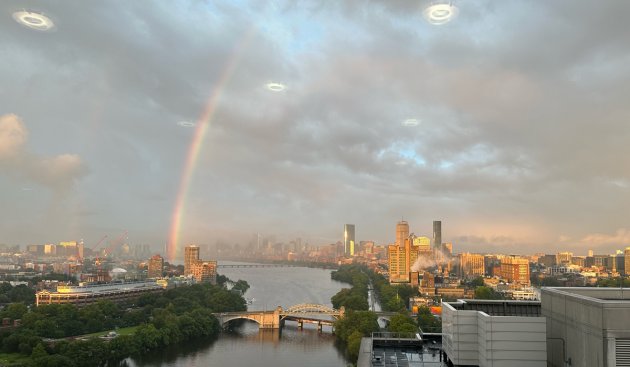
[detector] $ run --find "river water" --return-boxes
[127,263,352,367]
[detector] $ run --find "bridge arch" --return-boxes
[220,315,262,327]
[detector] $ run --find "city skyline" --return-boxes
[2,1,630,254]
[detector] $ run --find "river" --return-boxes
[127,262,352,367]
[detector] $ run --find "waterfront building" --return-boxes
[184,245,200,276]
[148,254,164,278]
[35,281,164,307]
[191,260,217,284]
[344,224,356,256]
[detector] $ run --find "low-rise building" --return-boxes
[35,280,164,307]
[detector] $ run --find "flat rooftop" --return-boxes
[446,299,541,316]
[358,334,447,367]
[542,287,630,304]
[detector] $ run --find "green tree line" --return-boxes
[0,279,249,366]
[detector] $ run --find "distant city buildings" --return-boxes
[147,254,164,278]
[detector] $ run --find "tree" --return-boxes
[469,276,485,287]
[388,313,417,333]
[474,286,503,300]
[31,342,48,359]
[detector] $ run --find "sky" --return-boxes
[1,0,630,257]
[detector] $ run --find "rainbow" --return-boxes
[167,29,255,262]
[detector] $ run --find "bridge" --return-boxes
[215,303,345,331]
[217,264,299,269]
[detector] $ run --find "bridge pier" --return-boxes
[317,322,322,332]
[298,320,303,329]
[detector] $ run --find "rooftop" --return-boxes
[445,299,541,317]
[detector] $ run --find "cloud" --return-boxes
[0,114,87,192]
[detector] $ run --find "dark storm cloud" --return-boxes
[1,0,630,253]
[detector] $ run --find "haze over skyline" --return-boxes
[2,1,630,255]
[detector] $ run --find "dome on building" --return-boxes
[110,268,128,279]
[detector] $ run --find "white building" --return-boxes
[442,299,546,367]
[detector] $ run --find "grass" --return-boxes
[0,352,30,366]
[80,325,139,339]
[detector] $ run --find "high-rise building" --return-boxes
[388,221,413,283]
[433,221,442,251]
[344,224,356,256]
[459,253,485,279]
[192,261,217,284]
[184,245,200,276]
[148,254,164,278]
[500,256,530,286]
[413,236,431,252]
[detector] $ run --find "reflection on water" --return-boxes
[128,264,352,367]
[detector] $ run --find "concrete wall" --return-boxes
[443,301,546,367]
[443,302,479,365]
[477,314,546,367]
[542,287,630,367]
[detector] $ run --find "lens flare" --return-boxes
[177,121,195,128]
[401,118,420,127]
[423,2,458,25]
[12,11,55,31]
[265,82,286,92]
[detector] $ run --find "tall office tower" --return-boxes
[396,221,409,247]
[388,243,408,283]
[588,249,594,257]
[148,254,164,278]
[184,245,200,276]
[344,224,356,256]
[459,253,485,279]
[433,221,442,251]
[500,256,530,286]
[389,221,414,283]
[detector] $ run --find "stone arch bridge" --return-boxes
[215,303,345,330]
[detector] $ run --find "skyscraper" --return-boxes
[396,221,409,247]
[184,245,200,276]
[389,221,413,283]
[433,220,442,251]
[344,224,355,256]
[148,254,164,278]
